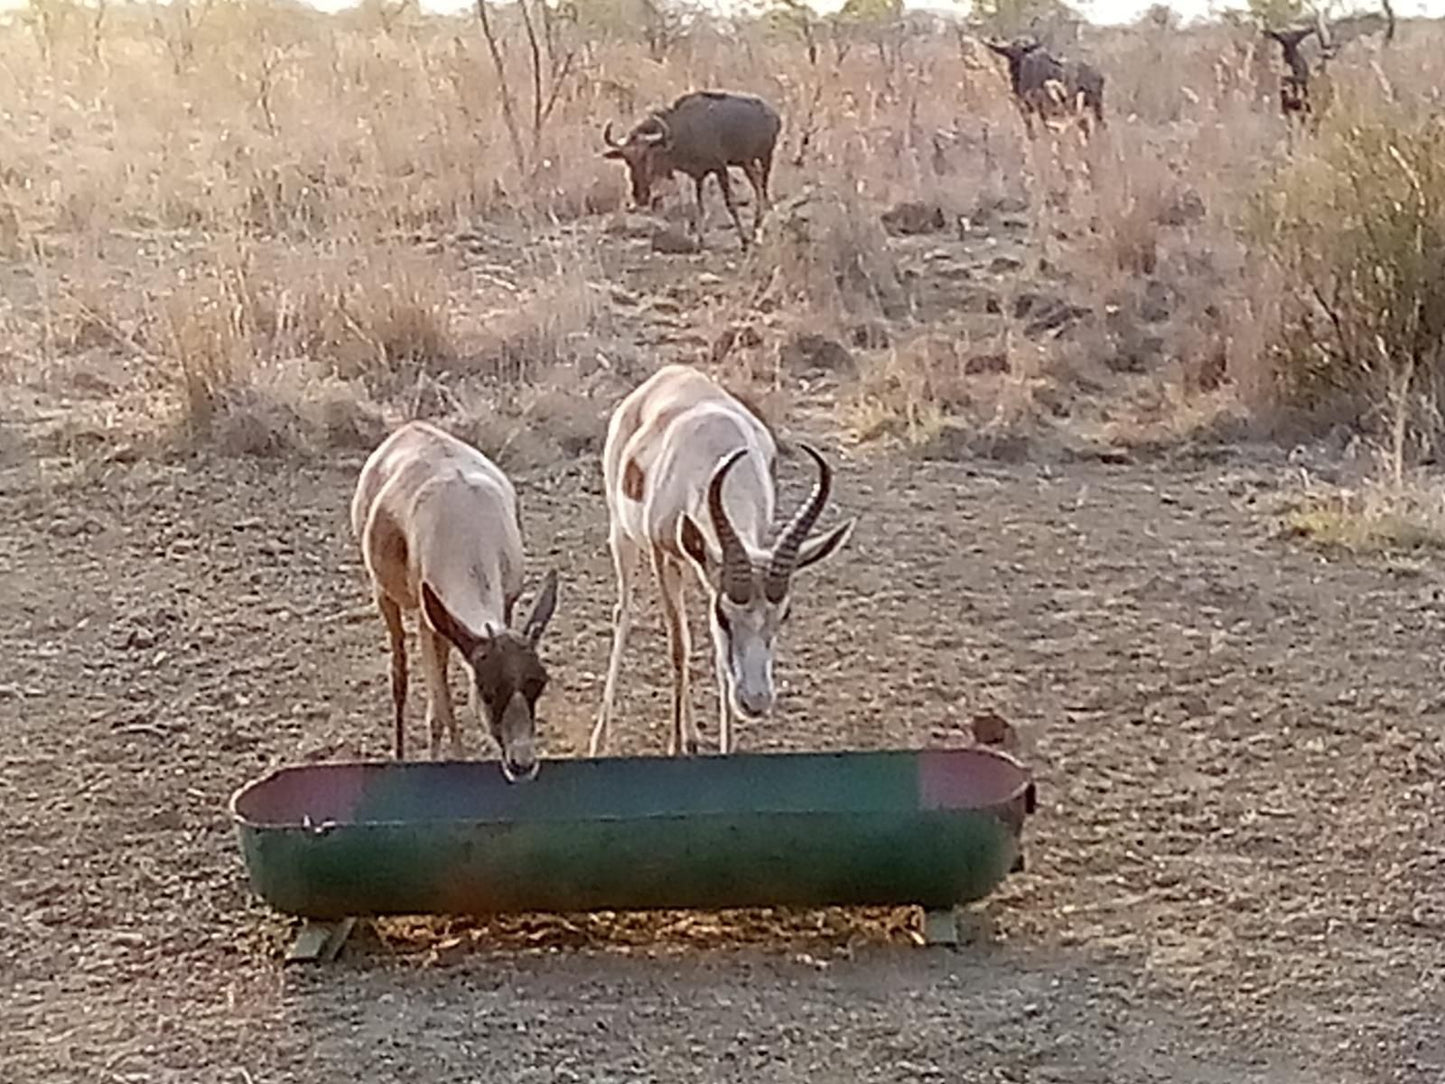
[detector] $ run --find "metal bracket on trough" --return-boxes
[923,907,960,946]
[285,917,356,965]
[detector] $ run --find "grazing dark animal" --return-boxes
[1265,27,1334,131]
[985,38,1106,140]
[601,90,782,250]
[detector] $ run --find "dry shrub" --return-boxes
[842,340,950,447]
[151,240,449,449]
[462,271,609,385]
[757,184,910,320]
[1250,108,1445,475]
[842,329,1053,454]
[204,358,387,457]
[433,371,613,474]
[1280,479,1445,555]
[5,2,1445,464]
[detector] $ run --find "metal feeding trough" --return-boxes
[230,747,1036,959]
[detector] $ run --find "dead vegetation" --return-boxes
[0,2,1443,481]
[1280,487,1445,554]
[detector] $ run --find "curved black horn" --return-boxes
[708,448,754,603]
[602,120,622,148]
[766,443,832,602]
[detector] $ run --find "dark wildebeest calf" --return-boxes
[985,38,1106,140]
[601,90,782,250]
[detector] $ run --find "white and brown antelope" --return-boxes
[351,421,559,780]
[589,364,856,758]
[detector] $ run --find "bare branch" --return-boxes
[475,0,529,176]
[516,0,546,161]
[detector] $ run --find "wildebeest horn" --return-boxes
[766,443,831,602]
[602,121,622,148]
[640,116,670,145]
[707,449,754,603]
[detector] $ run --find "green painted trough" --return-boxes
[230,748,1036,935]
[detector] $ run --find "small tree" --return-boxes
[474,0,581,178]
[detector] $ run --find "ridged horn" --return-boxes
[707,448,754,603]
[765,443,832,602]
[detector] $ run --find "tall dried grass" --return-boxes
[1,2,1443,459]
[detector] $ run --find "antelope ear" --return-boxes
[677,515,713,578]
[520,569,559,647]
[794,518,857,573]
[421,582,486,658]
[602,147,625,160]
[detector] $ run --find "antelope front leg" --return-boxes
[713,636,733,755]
[656,556,699,756]
[590,528,641,758]
[377,593,407,759]
[419,626,459,760]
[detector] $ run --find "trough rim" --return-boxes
[227,745,1035,832]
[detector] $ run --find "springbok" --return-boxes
[589,364,855,758]
[351,420,560,781]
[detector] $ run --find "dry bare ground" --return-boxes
[3,3,1445,1082]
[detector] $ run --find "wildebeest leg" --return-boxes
[715,168,749,250]
[655,554,699,756]
[378,593,407,759]
[691,174,708,245]
[742,158,769,239]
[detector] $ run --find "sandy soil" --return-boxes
[0,185,1440,1082]
[4,397,1443,1081]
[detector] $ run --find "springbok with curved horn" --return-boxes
[351,420,560,781]
[589,364,855,758]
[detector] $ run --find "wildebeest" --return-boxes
[600,90,782,250]
[985,38,1106,140]
[1265,26,1335,130]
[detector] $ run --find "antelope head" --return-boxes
[676,444,855,721]
[421,570,560,781]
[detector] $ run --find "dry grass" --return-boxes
[1280,484,1445,555]
[2,3,1444,465]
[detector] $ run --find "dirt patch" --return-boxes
[2,430,1442,1081]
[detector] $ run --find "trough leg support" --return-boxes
[922,907,960,947]
[286,918,356,965]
